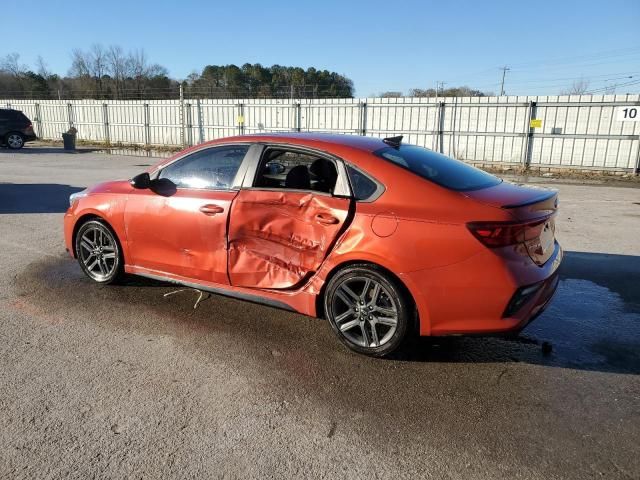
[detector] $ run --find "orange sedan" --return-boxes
[64,133,562,356]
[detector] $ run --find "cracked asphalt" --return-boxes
[1,146,639,479]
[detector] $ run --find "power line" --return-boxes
[585,79,640,94]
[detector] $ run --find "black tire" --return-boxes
[6,132,25,150]
[324,264,414,357]
[75,219,124,284]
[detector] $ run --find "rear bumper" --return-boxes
[402,242,563,336]
[24,134,37,142]
[507,266,560,331]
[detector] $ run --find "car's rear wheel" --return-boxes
[75,220,123,284]
[6,132,25,150]
[324,264,412,357]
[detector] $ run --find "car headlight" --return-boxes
[69,189,88,207]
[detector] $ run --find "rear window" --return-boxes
[374,144,501,191]
[16,112,30,124]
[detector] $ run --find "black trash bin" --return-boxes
[62,132,76,151]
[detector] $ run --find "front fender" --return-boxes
[64,194,128,260]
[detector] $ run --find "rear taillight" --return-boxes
[467,217,548,248]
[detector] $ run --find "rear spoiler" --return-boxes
[502,191,557,209]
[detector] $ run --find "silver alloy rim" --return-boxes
[331,276,398,348]
[7,134,23,149]
[78,225,117,281]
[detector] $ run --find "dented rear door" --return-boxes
[227,190,351,289]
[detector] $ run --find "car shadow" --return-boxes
[0,183,85,214]
[393,251,640,374]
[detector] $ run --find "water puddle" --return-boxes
[526,278,640,373]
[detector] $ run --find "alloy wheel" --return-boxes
[78,224,118,281]
[7,134,24,149]
[331,275,399,348]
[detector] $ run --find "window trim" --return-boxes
[152,143,256,192]
[241,143,352,198]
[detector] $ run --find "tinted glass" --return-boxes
[374,145,501,191]
[16,112,30,124]
[159,145,249,189]
[346,165,378,200]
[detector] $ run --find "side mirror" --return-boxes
[130,172,151,189]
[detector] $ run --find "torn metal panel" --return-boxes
[228,190,351,289]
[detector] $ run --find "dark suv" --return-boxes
[0,109,37,149]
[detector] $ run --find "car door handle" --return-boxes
[199,204,225,215]
[315,213,339,225]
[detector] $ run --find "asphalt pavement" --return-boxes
[1,146,639,479]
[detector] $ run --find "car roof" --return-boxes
[0,109,24,115]
[211,132,388,153]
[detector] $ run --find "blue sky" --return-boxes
[4,0,639,96]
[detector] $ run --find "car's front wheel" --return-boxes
[75,219,123,284]
[324,264,413,357]
[6,132,25,150]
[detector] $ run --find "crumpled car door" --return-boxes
[227,189,351,289]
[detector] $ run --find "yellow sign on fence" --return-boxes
[530,119,542,128]
[237,115,245,124]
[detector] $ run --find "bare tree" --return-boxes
[1,53,25,76]
[107,45,127,99]
[35,56,50,78]
[561,79,590,95]
[90,44,107,97]
[409,88,436,97]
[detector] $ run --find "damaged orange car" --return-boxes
[64,133,562,356]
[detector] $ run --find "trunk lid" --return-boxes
[465,181,558,266]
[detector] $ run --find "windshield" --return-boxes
[374,144,502,191]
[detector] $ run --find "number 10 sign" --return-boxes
[616,106,639,122]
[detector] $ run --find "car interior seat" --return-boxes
[284,165,311,190]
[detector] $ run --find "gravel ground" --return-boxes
[1,146,639,479]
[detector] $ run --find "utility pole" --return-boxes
[500,66,510,96]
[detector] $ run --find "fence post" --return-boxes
[144,103,150,147]
[67,103,74,130]
[185,103,193,146]
[179,84,185,147]
[437,102,445,153]
[196,98,204,144]
[635,134,640,175]
[102,104,110,145]
[35,103,43,138]
[295,102,302,132]
[522,101,537,169]
[359,101,367,135]
[237,103,245,135]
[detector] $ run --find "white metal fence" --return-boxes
[3,95,639,172]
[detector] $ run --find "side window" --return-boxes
[346,165,380,201]
[159,145,249,190]
[254,149,338,194]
